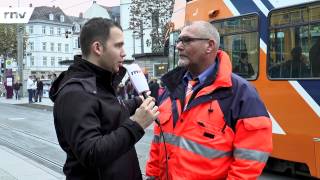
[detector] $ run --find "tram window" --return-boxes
[268,3,320,79]
[213,14,259,80]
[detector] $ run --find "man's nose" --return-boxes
[176,42,184,51]
[121,49,126,58]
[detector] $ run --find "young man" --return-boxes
[50,18,159,180]
[35,78,43,102]
[146,21,272,179]
[13,81,21,100]
[27,75,34,103]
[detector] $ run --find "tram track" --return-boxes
[0,123,64,174]
[0,123,59,146]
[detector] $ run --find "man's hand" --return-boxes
[131,97,159,129]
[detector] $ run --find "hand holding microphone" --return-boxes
[126,64,160,129]
[131,96,159,129]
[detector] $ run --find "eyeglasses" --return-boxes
[176,37,210,46]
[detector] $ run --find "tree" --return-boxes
[129,0,174,53]
[0,24,27,60]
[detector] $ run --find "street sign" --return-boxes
[0,7,34,24]
[5,59,13,69]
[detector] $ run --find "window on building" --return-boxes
[60,15,64,22]
[29,42,34,51]
[65,44,69,53]
[42,26,46,34]
[268,2,320,79]
[50,27,54,35]
[213,14,259,80]
[58,43,61,52]
[43,57,47,66]
[72,24,81,33]
[65,57,69,66]
[42,42,47,51]
[57,27,61,35]
[30,56,34,66]
[58,57,62,66]
[50,43,54,51]
[49,13,54,20]
[51,57,55,66]
[29,26,33,34]
[74,39,78,48]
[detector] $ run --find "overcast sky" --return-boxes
[0,0,120,16]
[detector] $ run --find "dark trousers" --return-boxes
[35,89,43,102]
[14,90,19,100]
[28,89,33,103]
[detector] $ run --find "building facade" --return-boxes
[25,5,77,79]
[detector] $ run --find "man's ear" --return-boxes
[206,39,215,53]
[91,41,104,56]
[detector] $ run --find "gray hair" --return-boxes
[188,21,220,50]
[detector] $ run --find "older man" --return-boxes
[146,21,272,180]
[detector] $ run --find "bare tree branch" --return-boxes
[129,0,174,53]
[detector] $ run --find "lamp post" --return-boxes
[17,0,24,97]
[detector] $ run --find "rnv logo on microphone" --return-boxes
[130,70,141,75]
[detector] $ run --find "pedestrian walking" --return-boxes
[13,81,22,100]
[35,78,43,102]
[27,75,34,103]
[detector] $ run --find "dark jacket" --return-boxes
[149,81,159,101]
[49,55,144,180]
[37,80,43,90]
[13,82,21,90]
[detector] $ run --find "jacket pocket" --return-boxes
[242,117,271,131]
[158,111,171,125]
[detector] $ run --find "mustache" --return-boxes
[179,54,188,58]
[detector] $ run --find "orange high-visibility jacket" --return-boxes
[146,51,272,180]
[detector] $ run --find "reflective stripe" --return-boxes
[153,133,232,159]
[234,148,269,163]
[153,135,160,143]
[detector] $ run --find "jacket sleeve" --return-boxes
[123,96,142,115]
[227,90,273,179]
[55,90,145,168]
[146,124,161,177]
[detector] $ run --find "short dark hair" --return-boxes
[80,18,122,57]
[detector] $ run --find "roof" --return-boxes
[100,5,120,18]
[30,6,72,24]
[68,16,87,24]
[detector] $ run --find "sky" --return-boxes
[0,0,120,16]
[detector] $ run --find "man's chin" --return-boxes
[178,59,189,67]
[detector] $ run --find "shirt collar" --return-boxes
[183,60,216,86]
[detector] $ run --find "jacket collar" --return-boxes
[161,50,232,98]
[72,55,126,87]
